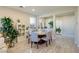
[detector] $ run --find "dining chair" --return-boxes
[52,31,56,41]
[48,29,56,43]
[26,31,30,44]
[44,29,52,44]
[48,31,52,43]
[41,31,50,46]
[27,30,33,44]
[30,32,40,49]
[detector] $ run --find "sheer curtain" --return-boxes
[30,16,37,30]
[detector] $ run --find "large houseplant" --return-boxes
[56,27,61,34]
[1,17,19,48]
[48,21,53,28]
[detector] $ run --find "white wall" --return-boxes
[0,7,30,27]
[41,14,76,38]
[0,7,31,42]
[56,14,75,38]
[75,7,79,47]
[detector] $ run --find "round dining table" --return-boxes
[35,31,47,44]
[37,31,46,38]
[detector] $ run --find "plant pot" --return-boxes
[8,42,15,48]
[56,32,61,35]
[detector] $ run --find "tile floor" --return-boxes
[7,35,79,53]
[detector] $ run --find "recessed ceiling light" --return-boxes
[32,8,35,12]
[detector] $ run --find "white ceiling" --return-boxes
[6,6,76,16]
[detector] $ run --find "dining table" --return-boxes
[28,29,51,45]
[37,31,46,38]
[34,31,47,44]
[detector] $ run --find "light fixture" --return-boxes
[19,6,26,8]
[32,8,35,12]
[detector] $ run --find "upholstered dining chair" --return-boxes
[48,31,52,43]
[30,32,40,49]
[41,31,51,46]
[52,31,56,40]
[26,31,30,44]
[27,30,33,44]
[43,28,54,44]
[48,30,56,43]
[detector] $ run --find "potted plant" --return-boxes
[56,27,61,34]
[1,17,19,48]
[48,21,53,28]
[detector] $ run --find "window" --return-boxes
[30,16,36,28]
[30,17,36,25]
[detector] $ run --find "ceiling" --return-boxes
[6,6,76,16]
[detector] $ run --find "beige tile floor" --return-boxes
[7,35,79,53]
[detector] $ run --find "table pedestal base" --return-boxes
[34,39,46,45]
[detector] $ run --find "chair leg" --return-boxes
[28,38,30,44]
[37,42,39,49]
[46,41,48,47]
[51,37,52,42]
[49,40,51,45]
[31,41,33,48]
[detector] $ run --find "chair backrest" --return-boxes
[45,32,50,40]
[49,31,52,38]
[43,29,49,33]
[45,30,52,40]
[30,32,39,42]
[52,31,56,40]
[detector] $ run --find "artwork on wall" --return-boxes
[0,19,3,32]
[17,20,26,36]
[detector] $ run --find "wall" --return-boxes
[0,7,30,27]
[41,13,76,38]
[56,14,76,38]
[0,7,30,42]
[75,7,79,47]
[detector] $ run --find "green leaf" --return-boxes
[1,17,19,43]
